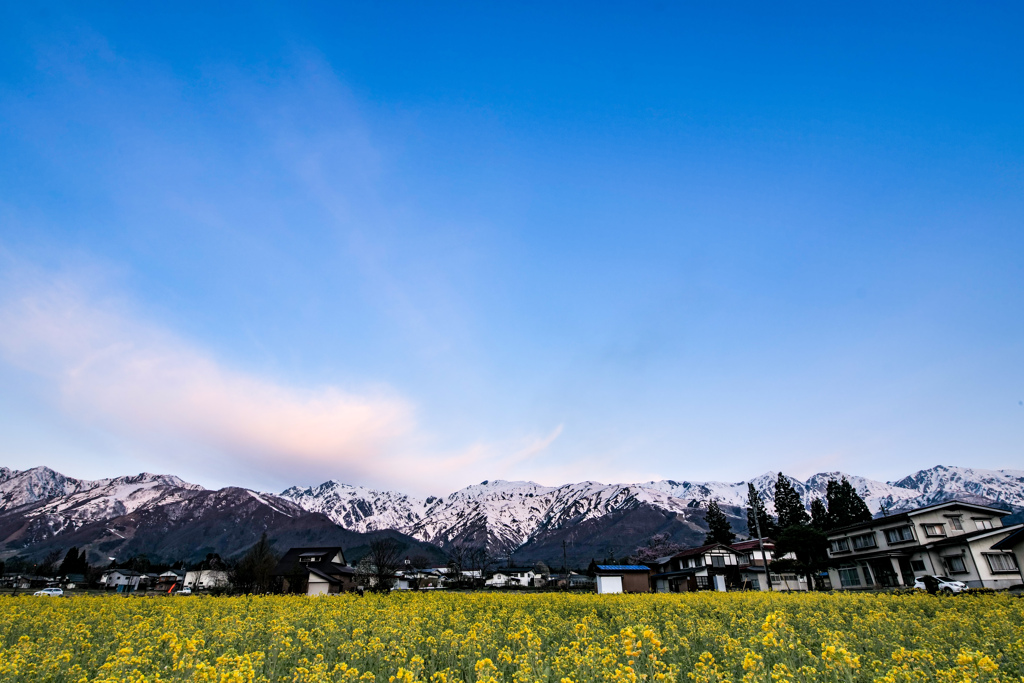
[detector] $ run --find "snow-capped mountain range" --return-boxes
[280,465,1024,551]
[2,464,1022,560]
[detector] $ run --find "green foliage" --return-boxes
[809,498,829,531]
[746,484,778,539]
[823,477,873,530]
[775,524,829,585]
[58,547,88,576]
[704,500,736,545]
[774,473,810,529]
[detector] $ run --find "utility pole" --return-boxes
[752,496,773,592]
[562,540,568,574]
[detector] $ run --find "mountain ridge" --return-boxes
[280,465,1024,554]
[2,464,1021,566]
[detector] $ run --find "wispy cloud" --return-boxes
[0,264,586,495]
[0,268,425,487]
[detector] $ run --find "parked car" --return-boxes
[34,587,64,597]
[913,575,967,593]
[175,587,192,595]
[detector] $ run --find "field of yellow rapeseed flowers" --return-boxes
[0,591,1021,683]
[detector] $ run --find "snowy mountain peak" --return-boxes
[4,462,1022,561]
[0,466,93,511]
[280,465,1024,553]
[891,465,1024,506]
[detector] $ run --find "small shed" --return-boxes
[589,563,651,593]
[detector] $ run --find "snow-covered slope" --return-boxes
[891,466,1024,508]
[28,473,205,535]
[4,463,1022,559]
[281,465,1024,552]
[0,466,94,510]
[279,480,432,532]
[280,479,706,551]
[641,472,922,514]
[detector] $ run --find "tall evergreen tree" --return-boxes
[774,473,810,529]
[704,500,736,545]
[824,477,873,529]
[809,497,829,531]
[746,484,777,538]
[58,547,79,575]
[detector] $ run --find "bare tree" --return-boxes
[231,533,279,594]
[445,543,471,587]
[469,546,494,586]
[364,537,404,592]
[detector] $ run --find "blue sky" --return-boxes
[0,3,1022,495]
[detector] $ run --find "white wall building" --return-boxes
[825,501,1023,590]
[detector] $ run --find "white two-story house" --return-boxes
[825,500,1023,590]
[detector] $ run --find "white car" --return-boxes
[175,587,192,595]
[34,587,64,597]
[913,575,967,593]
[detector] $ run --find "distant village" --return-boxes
[3,476,1022,596]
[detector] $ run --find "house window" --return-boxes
[830,538,850,553]
[852,533,877,550]
[984,553,1019,573]
[711,555,725,568]
[838,566,861,587]
[944,556,967,574]
[922,524,946,537]
[910,560,926,572]
[885,526,915,544]
[975,519,994,530]
[949,516,963,531]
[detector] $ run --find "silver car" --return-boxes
[913,575,967,593]
[33,587,64,597]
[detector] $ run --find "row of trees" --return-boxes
[703,475,874,588]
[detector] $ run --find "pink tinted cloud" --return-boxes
[0,269,578,494]
[0,274,419,487]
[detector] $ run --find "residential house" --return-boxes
[485,567,537,588]
[61,573,86,589]
[184,570,231,590]
[4,574,49,589]
[100,569,144,591]
[155,570,186,592]
[394,569,443,590]
[589,563,651,593]
[545,572,595,590]
[824,500,1023,590]
[306,563,358,595]
[650,544,745,592]
[992,527,1024,583]
[274,546,357,595]
[730,538,809,592]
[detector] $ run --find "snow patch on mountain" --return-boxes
[5,462,1023,557]
[280,480,431,532]
[0,466,94,511]
[281,466,1024,552]
[891,465,1024,508]
[12,472,205,536]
